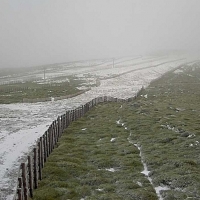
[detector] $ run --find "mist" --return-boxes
[1,0,200,68]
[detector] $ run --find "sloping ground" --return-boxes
[33,102,158,200]
[0,56,186,200]
[32,62,200,200]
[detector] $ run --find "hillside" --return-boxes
[32,62,200,199]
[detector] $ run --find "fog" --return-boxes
[1,0,200,68]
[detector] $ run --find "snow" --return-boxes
[137,181,142,187]
[155,186,170,200]
[116,120,120,124]
[174,69,184,74]
[0,55,187,199]
[105,168,117,172]
[110,138,116,142]
[96,188,103,191]
[120,117,171,200]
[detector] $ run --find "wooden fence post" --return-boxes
[95,98,97,105]
[57,116,61,137]
[81,105,84,117]
[54,120,57,145]
[87,103,89,111]
[43,133,47,162]
[40,137,44,168]
[48,126,52,154]
[55,120,57,142]
[17,188,23,200]
[69,110,71,123]
[38,140,42,180]
[46,131,50,158]
[72,110,74,121]
[64,114,66,129]
[89,101,91,110]
[76,108,79,119]
[83,104,86,115]
[28,156,33,198]
[61,115,63,133]
[33,148,38,189]
[52,123,55,150]
[18,177,24,200]
[66,111,69,127]
[62,114,64,131]
[52,121,55,150]
[21,163,28,200]
[92,99,94,107]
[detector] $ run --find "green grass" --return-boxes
[0,75,86,104]
[33,103,157,200]
[33,63,200,199]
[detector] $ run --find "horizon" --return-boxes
[1,0,200,68]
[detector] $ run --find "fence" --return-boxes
[12,93,141,200]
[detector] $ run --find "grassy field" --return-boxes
[32,63,200,200]
[0,75,89,104]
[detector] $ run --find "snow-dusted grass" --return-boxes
[0,55,188,199]
[33,102,157,200]
[0,76,86,104]
[122,63,200,199]
[33,62,200,200]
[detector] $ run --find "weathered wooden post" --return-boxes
[28,156,33,198]
[83,104,86,114]
[52,122,55,149]
[46,131,50,158]
[55,119,59,144]
[49,125,53,153]
[54,120,57,144]
[40,137,44,168]
[75,108,78,120]
[38,140,42,180]
[43,133,47,162]
[57,116,61,138]
[52,120,56,149]
[65,112,68,128]
[61,114,64,134]
[81,105,84,117]
[61,115,64,134]
[73,109,76,121]
[18,177,24,200]
[33,147,38,189]
[21,163,28,200]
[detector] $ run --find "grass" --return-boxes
[33,62,200,199]
[0,75,87,104]
[33,103,157,200]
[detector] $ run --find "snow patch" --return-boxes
[105,168,117,172]
[96,188,103,191]
[137,181,142,187]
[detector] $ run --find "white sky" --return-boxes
[0,0,200,68]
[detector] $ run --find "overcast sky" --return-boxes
[1,0,200,68]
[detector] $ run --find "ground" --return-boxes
[32,62,200,199]
[0,55,194,199]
